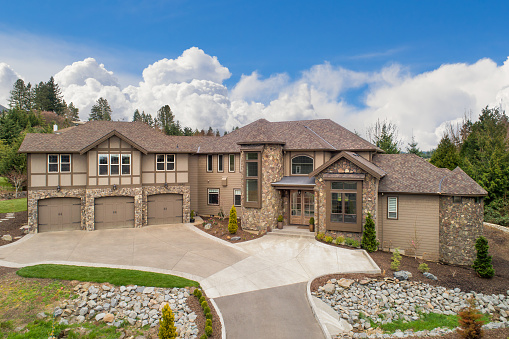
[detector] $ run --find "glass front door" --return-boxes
[290,190,314,225]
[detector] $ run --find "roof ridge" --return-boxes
[303,125,336,150]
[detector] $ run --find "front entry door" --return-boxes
[290,190,314,225]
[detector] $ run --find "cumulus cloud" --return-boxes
[0,63,21,106]
[3,46,509,149]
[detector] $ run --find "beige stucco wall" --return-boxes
[378,194,439,260]
[140,153,189,186]
[29,153,88,188]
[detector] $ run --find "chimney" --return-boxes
[53,124,58,132]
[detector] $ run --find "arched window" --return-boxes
[291,156,314,175]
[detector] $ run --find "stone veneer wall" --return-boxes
[439,196,484,265]
[27,189,87,232]
[27,185,191,232]
[315,158,378,234]
[142,185,191,226]
[241,145,284,231]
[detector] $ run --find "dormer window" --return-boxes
[291,155,313,175]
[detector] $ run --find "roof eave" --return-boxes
[79,130,148,155]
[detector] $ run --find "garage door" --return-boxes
[147,194,183,225]
[38,198,81,232]
[94,196,135,230]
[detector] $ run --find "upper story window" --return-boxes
[99,153,131,176]
[156,154,175,171]
[207,154,213,172]
[292,156,314,175]
[229,154,235,172]
[218,154,224,172]
[388,197,398,219]
[48,154,71,173]
[245,152,261,208]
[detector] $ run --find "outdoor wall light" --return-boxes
[112,184,117,191]
[56,185,61,192]
[164,183,168,188]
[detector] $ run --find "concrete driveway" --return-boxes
[0,224,379,338]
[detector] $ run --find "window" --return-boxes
[475,197,483,204]
[218,154,223,172]
[208,188,219,205]
[291,155,314,175]
[330,181,358,224]
[207,154,213,172]
[48,154,59,173]
[98,154,109,175]
[234,189,241,206]
[453,196,462,204]
[110,154,120,175]
[388,197,398,219]
[229,154,235,172]
[245,152,261,208]
[121,154,131,175]
[60,155,71,172]
[156,154,175,171]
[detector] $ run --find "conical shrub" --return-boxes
[361,213,379,252]
[472,236,495,278]
[159,303,178,339]
[228,205,238,234]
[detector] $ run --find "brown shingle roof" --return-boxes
[372,154,487,196]
[309,151,386,179]
[18,121,213,154]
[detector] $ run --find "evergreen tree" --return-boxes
[406,135,424,157]
[228,206,238,234]
[8,79,33,111]
[89,97,112,121]
[368,119,401,154]
[66,102,80,121]
[472,236,495,278]
[206,127,214,136]
[132,109,142,122]
[33,81,51,111]
[215,129,220,137]
[45,76,65,115]
[183,127,193,136]
[158,304,178,339]
[430,135,460,170]
[141,112,154,126]
[361,213,379,252]
[156,105,174,131]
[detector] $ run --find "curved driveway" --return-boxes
[0,224,379,338]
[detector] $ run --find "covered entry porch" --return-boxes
[272,176,316,228]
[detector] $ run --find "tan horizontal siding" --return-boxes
[379,194,439,260]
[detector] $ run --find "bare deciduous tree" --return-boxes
[5,170,26,198]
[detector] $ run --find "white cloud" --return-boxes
[0,63,21,106]
[55,58,120,88]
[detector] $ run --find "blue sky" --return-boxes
[1,1,509,149]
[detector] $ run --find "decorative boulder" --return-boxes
[423,272,438,280]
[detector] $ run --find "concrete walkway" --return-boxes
[0,224,379,338]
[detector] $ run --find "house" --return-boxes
[18,118,487,265]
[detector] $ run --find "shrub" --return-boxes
[457,298,484,339]
[325,236,333,243]
[418,263,430,273]
[309,217,314,225]
[205,326,213,337]
[228,206,238,234]
[277,215,283,222]
[200,334,207,339]
[316,233,325,241]
[201,300,208,309]
[344,237,355,246]
[390,248,401,271]
[351,240,360,248]
[206,319,212,327]
[190,210,195,219]
[361,213,379,252]
[158,304,178,339]
[335,236,345,245]
[472,236,495,278]
[205,312,212,320]
[199,296,205,304]
[193,289,202,298]
[203,306,211,314]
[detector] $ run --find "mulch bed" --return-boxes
[194,216,264,243]
[187,289,222,339]
[0,211,28,246]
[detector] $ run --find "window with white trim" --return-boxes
[48,154,71,173]
[121,154,131,175]
[98,154,109,175]
[388,197,398,219]
[48,154,59,173]
[110,154,120,175]
[229,154,235,172]
[156,154,175,171]
[208,188,219,205]
[60,154,71,172]
[166,154,175,171]
[207,154,213,172]
[218,154,223,172]
[234,189,241,206]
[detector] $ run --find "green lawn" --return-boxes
[17,264,200,288]
[0,198,27,214]
[0,177,14,191]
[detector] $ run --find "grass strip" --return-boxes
[378,312,490,333]
[0,198,27,214]
[17,264,199,289]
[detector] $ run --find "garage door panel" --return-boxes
[147,194,182,226]
[38,198,82,232]
[95,197,135,230]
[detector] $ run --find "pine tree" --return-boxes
[156,105,174,131]
[33,81,51,111]
[457,298,484,338]
[67,102,80,121]
[430,135,460,170]
[367,119,401,154]
[8,79,33,111]
[89,97,112,121]
[183,127,193,136]
[361,213,379,252]
[228,206,238,234]
[406,135,424,157]
[45,76,65,115]
[472,236,495,278]
[215,129,220,137]
[158,304,178,339]
[132,109,142,122]
[206,127,214,136]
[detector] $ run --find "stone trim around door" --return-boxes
[27,188,87,233]
[142,185,191,226]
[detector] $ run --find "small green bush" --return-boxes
[335,236,345,245]
[201,300,208,309]
[316,233,325,241]
[205,326,213,337]
[205,312,212,320]
[277,215,283,222]
[351,240,360,248]
[309,217,314,225]
[193,289,202,298]
[199,296,205,304]
[418,263,430,273]
[158,304,178,339]
[391,248,402,271]
[200,334,207,339]
[361,213,379,252]
[190,210,195,219]
[206,319,212,327]
[344,237,355,246]
[472,236,495,278]
[203,306,211,314]
[325,236,333,243]
[228,206,238,234]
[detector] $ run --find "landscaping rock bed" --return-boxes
[313,277,509,338]
[195,216,264,243]
[55,283,199,338]
[0,211,28,246]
